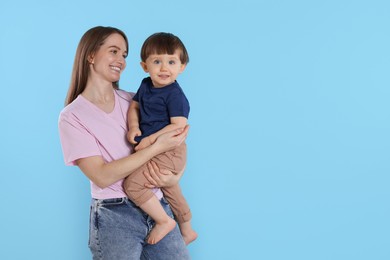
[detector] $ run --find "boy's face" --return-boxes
[141,50,186,88]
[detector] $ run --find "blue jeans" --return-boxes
[89,197,190,260]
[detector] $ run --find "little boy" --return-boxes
[123,32,197,245]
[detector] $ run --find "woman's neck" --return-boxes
[82,81,116,113]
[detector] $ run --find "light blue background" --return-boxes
[1,0,389,259]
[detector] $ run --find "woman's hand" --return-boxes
[152,125,189,154]
[143,161,184,188]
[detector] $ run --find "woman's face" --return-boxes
[89,33,128,84]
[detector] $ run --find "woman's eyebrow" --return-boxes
[108,45,128,53]
[108,45,120,49]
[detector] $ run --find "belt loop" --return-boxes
[92,198,99,213]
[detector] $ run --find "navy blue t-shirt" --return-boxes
[133,77,190,142]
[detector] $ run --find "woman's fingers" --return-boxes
[172,125,190,146]
[143,161,161,188]
[178,125,189,139]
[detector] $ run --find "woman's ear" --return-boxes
[88,54,95,64]
[140,62,149,72]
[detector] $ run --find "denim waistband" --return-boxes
[92,197,126,203]
[92,196,167,205]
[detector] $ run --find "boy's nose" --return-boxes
[160,62,168,71]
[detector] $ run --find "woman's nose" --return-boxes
[118,56,126,66]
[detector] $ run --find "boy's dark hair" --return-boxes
[141,32,189,64]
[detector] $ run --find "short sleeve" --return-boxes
[58,113,101,166]
[166,88,190,118]
[133,89,140,102]
[133,78,148,102]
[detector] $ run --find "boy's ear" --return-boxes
[140,62,149,72]
[179,64,187,73]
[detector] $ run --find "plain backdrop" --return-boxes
[1,0,389,259]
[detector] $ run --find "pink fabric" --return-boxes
[58,90,162,200]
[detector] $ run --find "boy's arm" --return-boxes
[128,100,140,129]
[127,101,142,144]
[135,116,187,151]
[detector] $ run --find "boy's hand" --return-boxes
[134,136,153,151]
[127,127,142,145]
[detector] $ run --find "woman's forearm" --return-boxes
[148,117,187,144]
[77,142,162,189]
[77,126,188,188]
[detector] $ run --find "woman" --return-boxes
[58,26,190,259]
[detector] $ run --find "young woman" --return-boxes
[58,26,190,259]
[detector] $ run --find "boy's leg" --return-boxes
[163,184,197,244]
[123,163,155,206]
[125,143,196,245]
[141,198,190,260]
[153,143,197,244]
[162,184,191,223]
[124,163,176,244]
[152,143,191,223]
[123,142,186,205]
[151,143,187,174]
[141,195,176,244]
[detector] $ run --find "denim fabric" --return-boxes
[89,197,190,260]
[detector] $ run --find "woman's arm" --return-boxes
[135,117,187,151]
[149,117,187,144]
[77,125,189,189]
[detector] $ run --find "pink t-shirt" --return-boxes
[58,89,162,200]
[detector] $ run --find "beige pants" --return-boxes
[123,143,191,223]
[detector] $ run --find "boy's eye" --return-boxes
[169,60,175,65]
[153,60,161,64]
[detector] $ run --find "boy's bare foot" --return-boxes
[179,221,198,245]
[147,217,176,245]
[182,229,198,245]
